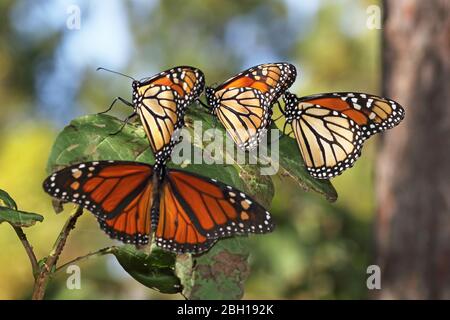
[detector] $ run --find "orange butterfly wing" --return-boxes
[154,169,274,254]
[43,161,154,244]
[138,66,205,99]
[216,63,297,103]
[155,181,217,254]
[97,181,153,244]
[168,170,275,238]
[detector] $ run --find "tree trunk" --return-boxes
[376,0,450,299]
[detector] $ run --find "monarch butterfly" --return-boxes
[281,91,405,179]
[100,66,205,163]
[203,63,297,150]
[43,161,274,254]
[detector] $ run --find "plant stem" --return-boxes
[55,246,115,273]
[31,206,83,300]
[13,226,39,279]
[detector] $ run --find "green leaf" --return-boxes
[176,238,250,300]
[277,133,338,202]
[46,114,154,173]
[0,189,43,227]
[0,207,44,227]
[111,245,182,294]
[0,189,17,210]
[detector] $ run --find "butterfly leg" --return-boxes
[282,121,292,136]
[196,98,209,110]
[278,100,287,116]
[98,97,133,115]
[109,112,138,136]
[194,98,218,129]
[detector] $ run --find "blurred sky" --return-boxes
[8,0,370,125]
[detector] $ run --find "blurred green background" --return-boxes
[0,0,380,299]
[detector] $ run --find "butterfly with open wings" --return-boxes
[43,161,274,254]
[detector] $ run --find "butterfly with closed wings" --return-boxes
[203,63,297,150]
[100,66,205,163]
[281,91,405,179]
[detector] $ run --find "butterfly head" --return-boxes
[132,80,139,89]
[131,80,142,105]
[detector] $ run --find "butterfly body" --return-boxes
[204,63,297,150]
[282,91,405,179]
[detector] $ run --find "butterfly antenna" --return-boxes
[96,67,135,81]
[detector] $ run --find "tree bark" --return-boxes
[377,0,450,299]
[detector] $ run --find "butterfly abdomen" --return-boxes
[149,167,165,230]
